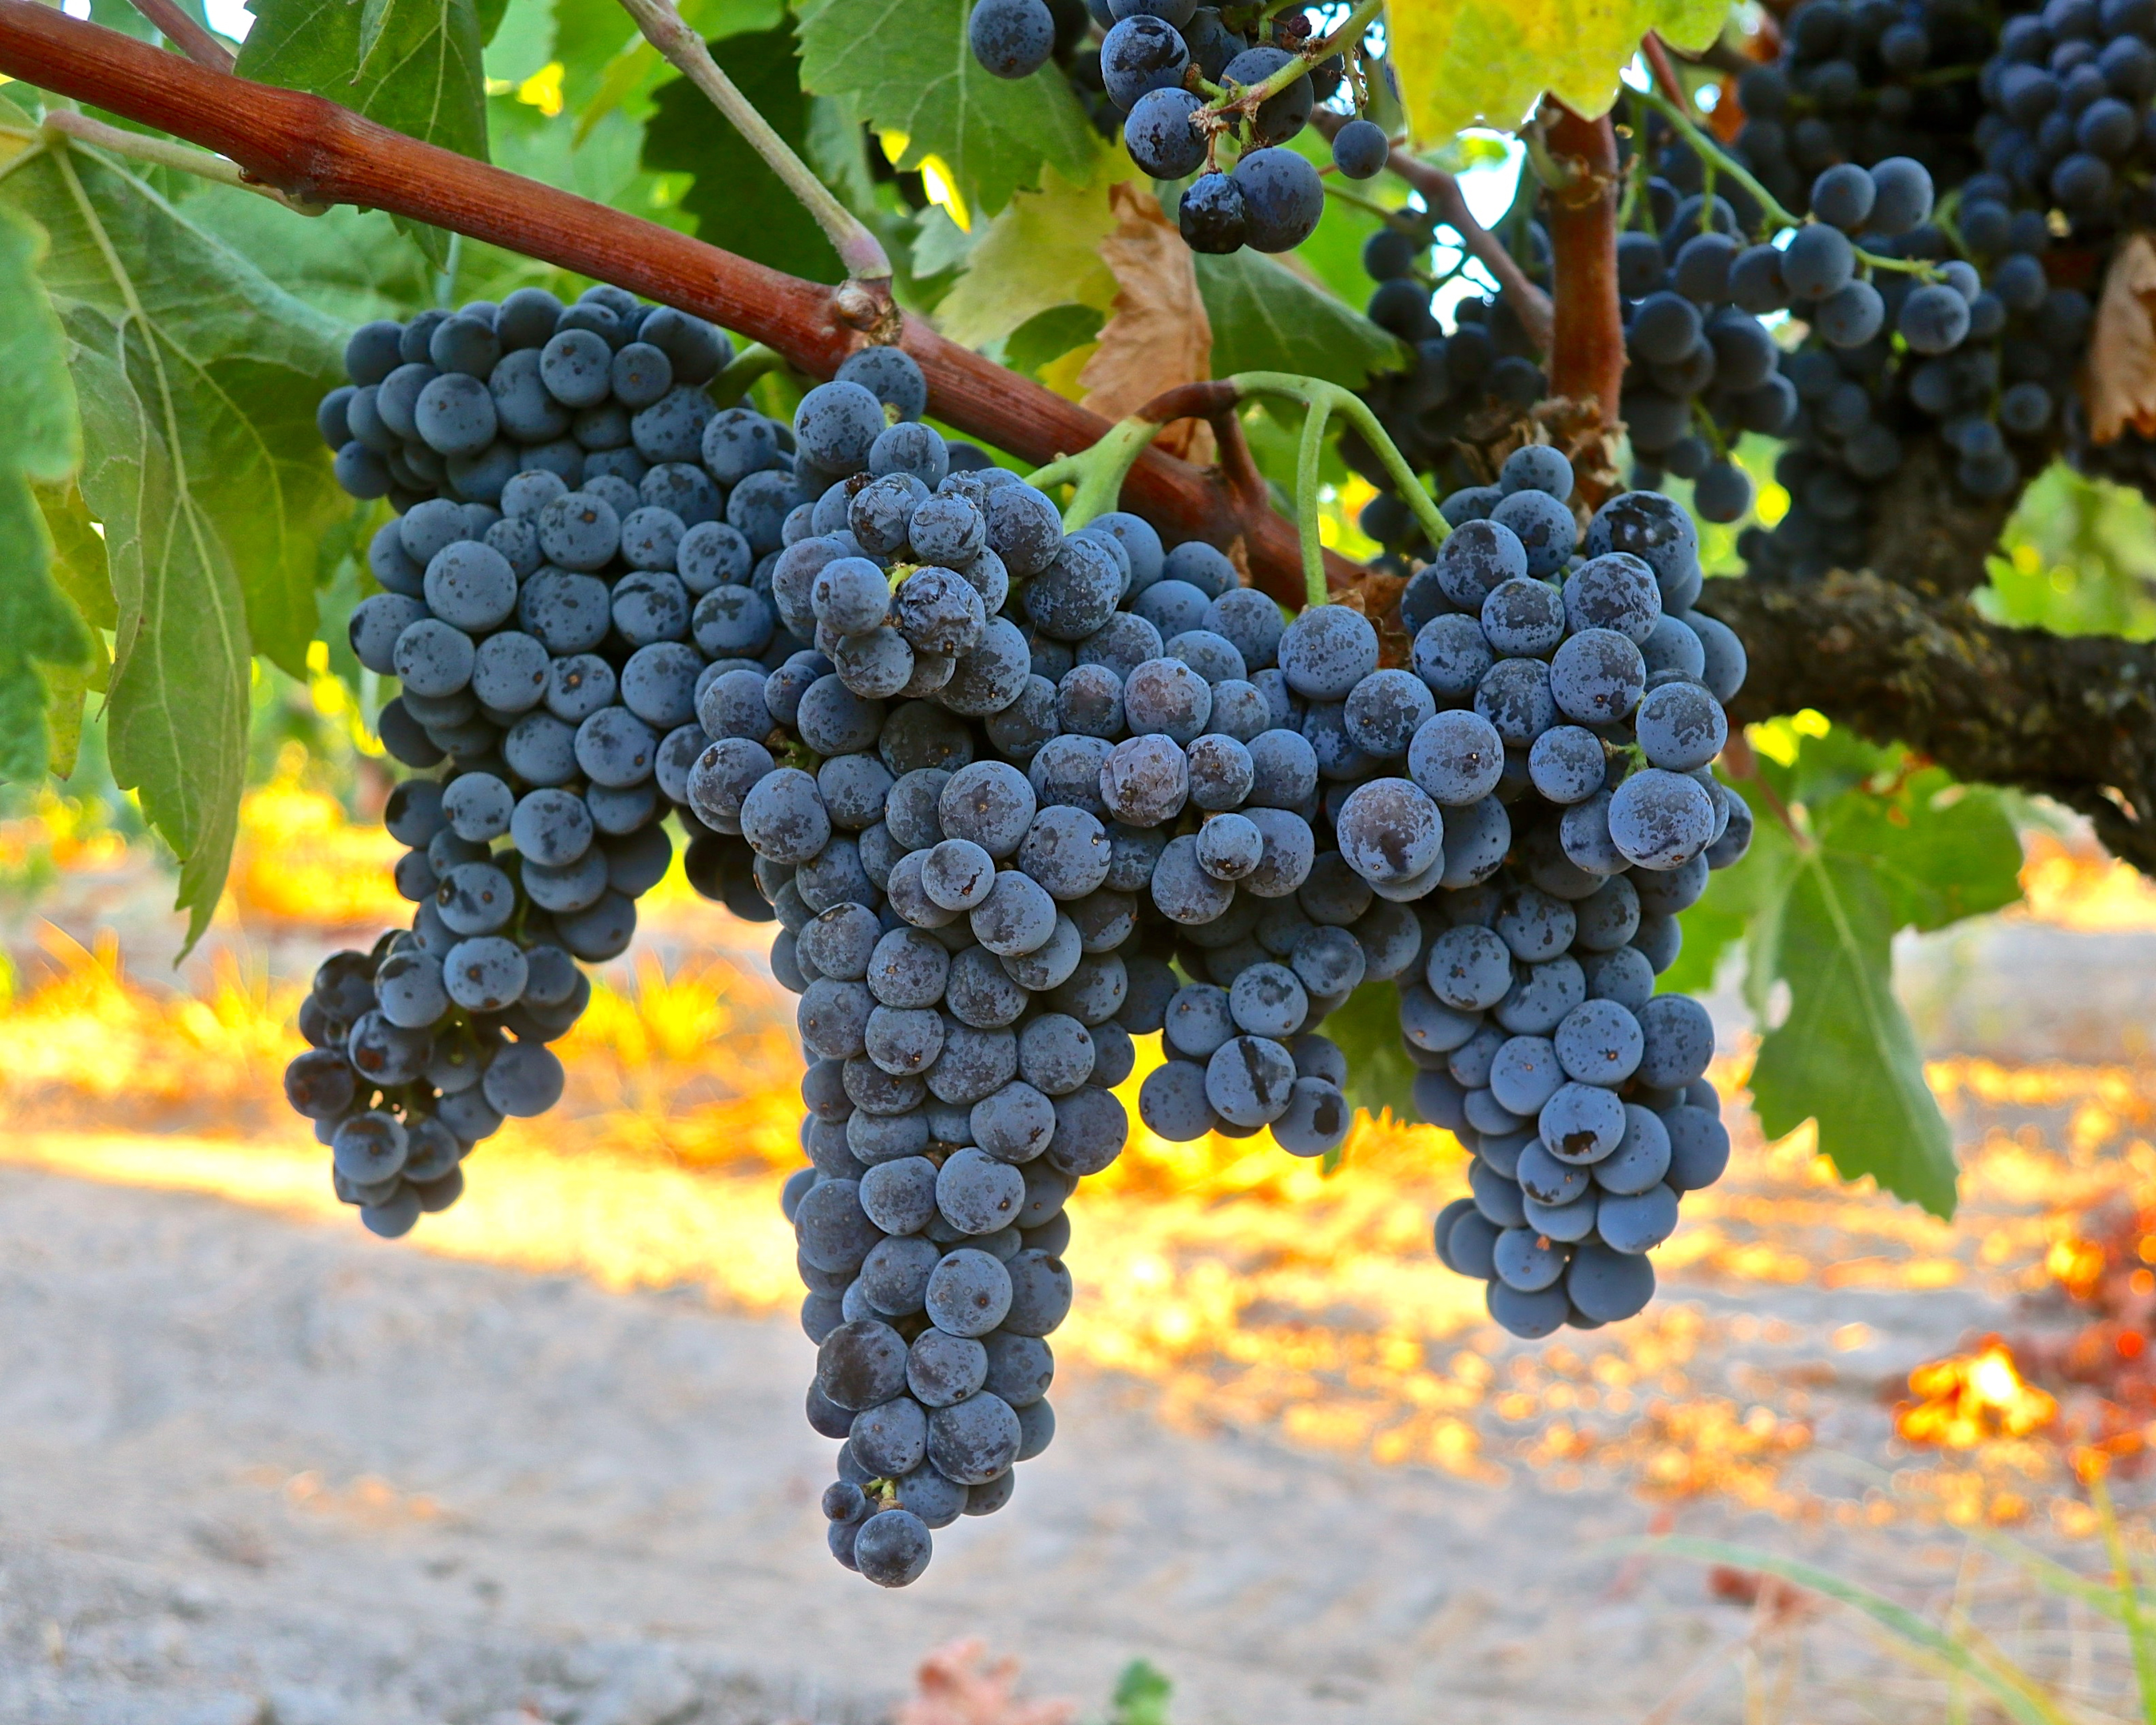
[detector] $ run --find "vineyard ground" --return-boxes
[0,1158,2035,1725]
[3,846,2155,1724]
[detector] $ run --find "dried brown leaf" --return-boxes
[1080,181,1216,466]
[1333,569,1413,668]
[1453,395,1623,521]
[894,1638,1076,1725]
[2087,232,2156,445]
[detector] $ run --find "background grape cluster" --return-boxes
[1346,0,2156,583]
[965,0,1397,257]
[1728,0,2156,570]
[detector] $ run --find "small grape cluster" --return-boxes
[287,287,933,1232]
[1392,474,1745,1335]
[1752,165,2094,581]
[966,0,1387,258]
[1610,179,1809,522]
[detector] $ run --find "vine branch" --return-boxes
[0,0,1352,607]
[611,0,890,288]
[1536,99,1623,422]
[1701,570,2156,877]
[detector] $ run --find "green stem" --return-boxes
[1234,371,1449,546]
[1294,397,1330,609]
[613,0,890,282]
[1024,414,1163,530]
[1204,0,1384,119]
[711,341,790,404]
[1633,85,1940,277]
[1319,178,1419,227]
[1230,370,1450,560]
[1634,86,1798,229]
[1,110,323,212]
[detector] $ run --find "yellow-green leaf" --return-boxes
[935,157,1125,351]
[1387,0,1731,145]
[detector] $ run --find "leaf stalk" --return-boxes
[611,0,891,285]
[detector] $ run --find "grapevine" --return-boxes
[8,0,2156,1600]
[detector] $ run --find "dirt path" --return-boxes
[0,1159,2054,1725]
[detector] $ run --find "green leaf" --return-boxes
[182,193,436,327]
[640,26,842,283]
[69,342,250,951]
[1318,977,1418,1124]
[36,482,117,636]
[483,0,556,79]
[1195,250,1406,388]
[1746,847,1960,1219]
[0,205,81,484]
[1003,302,1103,378]
[797,0,1099,220]
[1108,1660,1174,1725]
[237,0,491,264]
[10,141,355,677]
[934,159,1121,350]
[2,125,351,946]
[0,201,90,787]
[1685,720,2024,1219]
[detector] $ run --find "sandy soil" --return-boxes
[0,1155,2080,1725]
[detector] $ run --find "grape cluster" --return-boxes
[1393,473,1746,1336]
[731,352,1422,1583]
[967,0,1383,257]
[1977,0,2156,232]
[288,287,944,1231]
[1725,4,2138,575]
[1609,176,1803,523]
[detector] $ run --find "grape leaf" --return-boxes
[1193,250,1405,387]
[0,201,90,787]
[2,127,354,946]
[1386,0,1727,145]
[797,0,1100,220]
[1322,976,1417,1124]
[1004,303,1104,378]
[1746,851,1960,1219]
[935,160,1123,351]
[237,0,490,265]
[641,26,842,284]
[1694,727,2024,1220]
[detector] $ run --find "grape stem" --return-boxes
[1229,370,1452,557]
[611,0,892,287]
[1198,0,1385,128]
[0,106,325,212]
[712,340,792,403]
[1028,371,1445,607]
[1631,85,1941,280]
[1026,413,1168,531]
[1292,395,1331,609]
